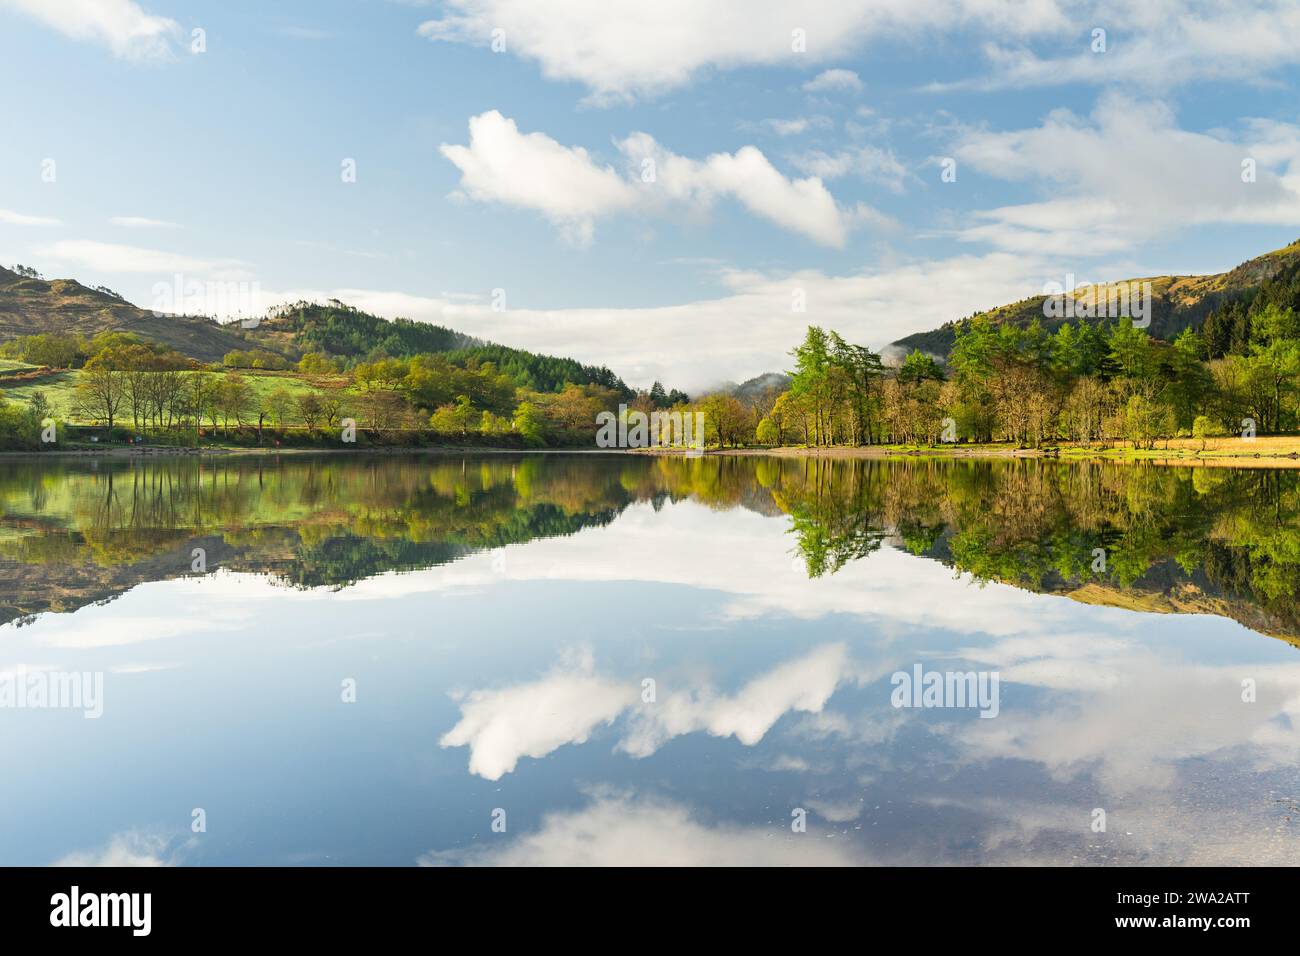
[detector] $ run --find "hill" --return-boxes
[889,239,1300,360]
[253,299,476,357]
[251,300,631,394]
[0,269,632,395]
[0,265,266,363]
[693,371,792,402]
[734,371,791,402]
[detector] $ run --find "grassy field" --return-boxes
[0,369,79,415]
[231,371,343,405]
[0,368,347,422]
[1061,435,1300,459]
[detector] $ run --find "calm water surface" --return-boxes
[1,453,1298,865]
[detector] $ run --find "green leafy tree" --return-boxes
[512,401,546,446]
[897,349,944,385]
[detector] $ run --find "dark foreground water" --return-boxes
[1,452,1297,865]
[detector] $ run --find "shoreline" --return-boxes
[4,441,1300,468]
[705,444,1300,467]
[0,445,631,460]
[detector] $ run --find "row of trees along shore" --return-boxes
[0,329,692,448]
[3,280,1299,450]
[760,307,1299,449]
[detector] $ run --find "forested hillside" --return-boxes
[890,239,1300,359]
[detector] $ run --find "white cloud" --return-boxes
[110,216,179,229]
[546,501,1107,638]
[768,118,811,136]
[53,831,174,867]
[109,662,180,674]
[438,646,637,780]
[261,249,1042,389]
[439,110,640,245]
[34,614,197,649]
[439,642,859,778]
[618,643,860,757]
[936,2,1300,92]
[440,110,872,247]
[806,796,865,822]
[420,791,863,865]
[620,130,872,247]
[369,500,1118,647]
[419,3,1300,101]
[3,0,179,60]
[418,1,1069,102]
[36,239,252,279]
[789,145,911,192]
[746,116,833,137]
[0,208,60,227]
[951,636,1300,798]
[952,93,1300,255]
[802,68,863,94]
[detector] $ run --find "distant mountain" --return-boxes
[696,371,791,402]
[734,371,791,401]
[888,239,1300,360]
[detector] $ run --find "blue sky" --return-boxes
[3,0,1300,389]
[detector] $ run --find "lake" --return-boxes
[1,452,1297,865]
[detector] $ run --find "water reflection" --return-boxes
[1,453,1297,865]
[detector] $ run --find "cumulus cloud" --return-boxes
[440,110,875,247]
[952,93,1300,255]
[743,116,834,137]
[417,1,1069,102]
[420,791,863,865]
[53,831,175,867]
[789,145,911,192]
[439,110,640,245]
[621,130,879,247]
[261,249,1044,390]
[3,0,180,60]
[618,643,861,756]
[766,118,812,136]
[802,68,863,94]
[439,638,868,779]
[950,635,1300,798]
[438,646,637,780]
[417,2,1300,102]
[935,1,1300,93]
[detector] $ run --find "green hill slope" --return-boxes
[253,300,630,393]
